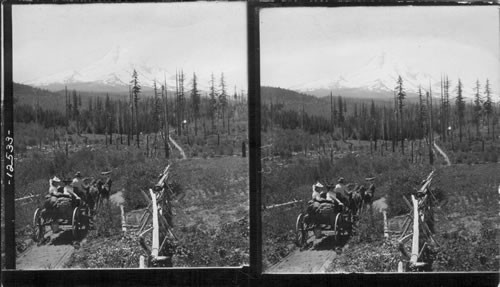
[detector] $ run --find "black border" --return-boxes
[254,2,499,287]
[2,1,500,286]
[248,0,262,279]
[2,1,253,286]
[3,0,16,271]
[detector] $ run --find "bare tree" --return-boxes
[131,69,141,148]
[456,79,465,142]
[219,72,228,130]
[473,79,482,138]
[191,73,201,136]
[396,76,406,154]
[483,79,493,138]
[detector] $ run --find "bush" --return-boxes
[384,167,432,217]
[482,151,498,163]
[352,210,384,244]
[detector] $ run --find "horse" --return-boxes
[350,185,367,217]
[363,184,376,206]
[88,177,112,213]
[349,183,376,217]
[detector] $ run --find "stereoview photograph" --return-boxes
[260,6,499,273]
[11,2,248,269]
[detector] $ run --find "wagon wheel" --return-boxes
[72,207,81,239]
[333,213,344,242]
[33,208,45,243]
[295,213,308,248]
[82,206,91,230]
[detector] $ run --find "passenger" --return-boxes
[334,177,349,207]
[63,183,81,204]
[44,177,68,219]
[46,177,64,203]
[312,179,327,201]
[310,178,334,239]
[71,171,89,200]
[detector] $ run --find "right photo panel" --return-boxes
[260,6,499,273]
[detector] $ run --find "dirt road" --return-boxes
[169,134,187,160]
[433,141,452,166]
[16,230,78,269]
[267,234,348,273]
[268,198,388,273]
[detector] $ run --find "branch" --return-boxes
[263,199,303,210]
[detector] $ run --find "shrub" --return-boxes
[352,209,384,244]
[385,167,432,217]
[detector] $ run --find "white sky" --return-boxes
[261,7,499,95]
[12,2,247,90]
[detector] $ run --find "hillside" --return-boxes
[13,83,180,112]
[261,86,411,120]
[13,82,133,113]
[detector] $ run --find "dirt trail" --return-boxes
[267,235,348,273]
[372,197,388,212]
[268,198,390,273]
[16,230,77,269]
[169,134,187,159]
[433,141,452,166]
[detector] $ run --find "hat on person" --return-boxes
[74,172,82,178]
[52,176,62,183]
[338,177,345,183]
[314,182,324,188]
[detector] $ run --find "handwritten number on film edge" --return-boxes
[5,130,14,183]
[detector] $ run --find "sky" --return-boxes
[260,6,499,97]
[12,2,247,90]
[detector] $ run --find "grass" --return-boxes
[437,138,500,165]
[262,128,499,271]
[171,157,249,267]
[430,163,499,271]
[261,148,429,268]
[13,120,250,267]
[171,119,248,159]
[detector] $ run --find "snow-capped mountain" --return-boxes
[25,46,178,92]
[291,52,443,97]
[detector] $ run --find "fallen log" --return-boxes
[263,199,303,210]
[15,194,40,201]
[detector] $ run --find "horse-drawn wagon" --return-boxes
[33,180,91,243]
[295,199,354,248]
[295,178,376,248]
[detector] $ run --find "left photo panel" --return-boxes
[11,2,248,269]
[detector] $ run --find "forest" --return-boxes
[13,70,248,157]
[12,69,250,268]
[262,76,499,160]
[261,75,499,271]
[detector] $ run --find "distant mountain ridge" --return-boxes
[287,52,490,100]
[24,46,216,93]
[261,86,405,120]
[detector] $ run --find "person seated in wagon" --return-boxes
[333,177,350,207]
[44,176,81,221]
[72,171,90,200]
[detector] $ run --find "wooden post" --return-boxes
[139,256,145,268]
[120,205,127,232]
[383,210,389,239]
[411,141,414,163]
[397,261,404,272]
[410,194,419,265]
[149,188,159,258]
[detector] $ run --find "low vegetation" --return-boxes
[14,120,249,267]
[262,130,499,271]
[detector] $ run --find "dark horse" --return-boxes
[350,183,376,217]
[88,176,112,213]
